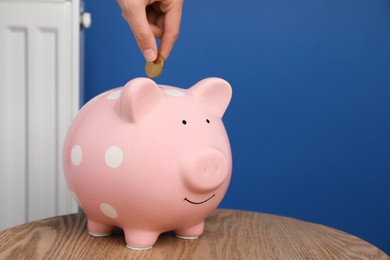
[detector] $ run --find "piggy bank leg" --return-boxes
[175,221,205,239]
[123,229,160,250]
[87,219,115,237]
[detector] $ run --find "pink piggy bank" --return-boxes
[63,77,232,250]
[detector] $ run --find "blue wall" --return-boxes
[84,0,390,253]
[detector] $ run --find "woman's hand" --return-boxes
[117,0,183,62]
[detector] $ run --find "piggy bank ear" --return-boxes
[190,78,232,117]
[118,78,163,123]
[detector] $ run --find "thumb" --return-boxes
[122,8,157,62]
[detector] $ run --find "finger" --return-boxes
[159,3,182,60]
[149,23,163,39]
[122,2,157,62]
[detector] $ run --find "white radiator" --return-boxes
[0,0,90,230]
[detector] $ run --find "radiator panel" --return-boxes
[0,1,79,230]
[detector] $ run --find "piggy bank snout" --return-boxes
[182,149,229,193]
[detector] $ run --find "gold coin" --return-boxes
[145,53,164,78]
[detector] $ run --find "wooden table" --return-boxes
[0,209,388,259]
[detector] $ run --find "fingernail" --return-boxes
[143,49,156,62]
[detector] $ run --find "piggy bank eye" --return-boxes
[206,119,210,124]
[182,120,187,125]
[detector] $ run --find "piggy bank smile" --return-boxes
[184,194,216,205]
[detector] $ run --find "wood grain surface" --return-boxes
[0,209,388,259]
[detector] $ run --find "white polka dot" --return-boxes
[71,191,83,208]
[164,89,185,97]
[71,145,82,166]
[105,146,123,168]
[107,90,122,100]
[100,203,118,218]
